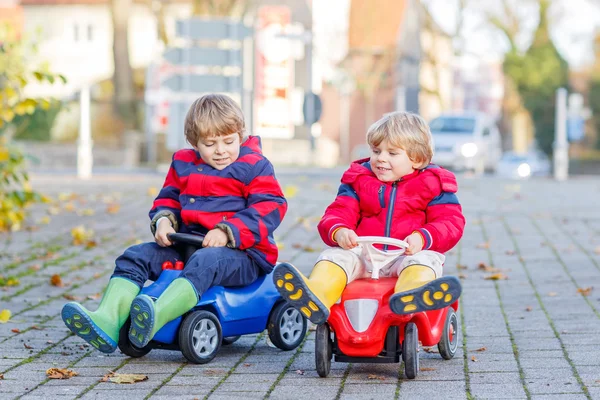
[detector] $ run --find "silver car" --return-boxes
[430,113,502,173]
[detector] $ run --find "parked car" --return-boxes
[429,113,502,173]
[496,150,551,179]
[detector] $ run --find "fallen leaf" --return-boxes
[50,274,63,287]
[505,250,516,255]
[105,372,148,384]
[420,367,436,371]
[30,325,43,330]
[147,187,159,197]
[594,246,600,255]
[474,347,487,352]
[71,225,94,246]
[46,340,54,344]
[86,293,101,300]
[367,374,386,380]
[525,306,533,312]
[577,287,593,296]
[243,363,252,367]
[11,328,20,333]
[63,294,81,301]
[78,208,95,216]
[0,373,3,379]
[28,264,41,271]
[106,204,120,214]
[471,356,478,362]
[24,343,33,349]
[422,347,438,353]
[0,309,11,323]
[295,369,305,375]
[458,274,468,279]
[47,368,78,379]
[548,292,558,297]
[477,262,500,272]
[484,273,508,280]
[64,203,75,212]
[38,216,51,225]
[276,242,285,250]
[283,185,298,198]
[456,264,468,270]
[476,242,490,249]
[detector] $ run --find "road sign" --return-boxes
[163,47,242,67]
[162,74,242,93]
[567,117,585,142]
[176,19,253,41]
[303,92,322,126]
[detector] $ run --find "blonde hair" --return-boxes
[184,94,245,145]
[366,111,433,169]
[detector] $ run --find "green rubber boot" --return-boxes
[128,278,198,348]
[62,277,140,353]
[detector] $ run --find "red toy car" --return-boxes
[315,237,459,379]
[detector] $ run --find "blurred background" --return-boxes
[0,0,599,176]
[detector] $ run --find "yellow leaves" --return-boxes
[0,309,12,323]
[0,146,9,162]
[283,185,298,199]
[147,187,159,197]
[577,287,593,297]
[77,208,95,216]
[0,275,20,287]
[50,274,63,287]
[46,368,78,379]
[101,371,148,384]
[484,273,508,281]
[71,225,94,246]
[106,204,120,214]
[38,216,51,224]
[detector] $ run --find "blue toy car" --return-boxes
[118,233,308,364]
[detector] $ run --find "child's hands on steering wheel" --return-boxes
[203,229,228,248]
[155,218,176,247]
[334,228,359,250]
[404,232,424,255]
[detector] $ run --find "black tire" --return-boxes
[438,308,459,360]
[403,322,419,379]
[179,310,222,364]
[267,302,307,351]
[222,335,241,346]
[315,323,332,378]
[118,318,151,358]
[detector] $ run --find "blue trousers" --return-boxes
[112,242,261,297]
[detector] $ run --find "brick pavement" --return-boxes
[1,169,599,400]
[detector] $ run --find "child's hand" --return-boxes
[203,228,229,248]
[404,232,424,255]
[155,219,176,247]
[334,228,359,250]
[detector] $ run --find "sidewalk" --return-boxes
[1,171,599,399]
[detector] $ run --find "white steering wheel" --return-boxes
[353,236,409,279]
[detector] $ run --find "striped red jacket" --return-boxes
[318,159,465,253]
[149,136,287,273]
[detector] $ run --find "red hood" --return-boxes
[242,135,263,154]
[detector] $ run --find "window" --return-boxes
[429,117,476,134]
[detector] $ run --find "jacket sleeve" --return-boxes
[415,174,465,253]
[216,158,287,250]
[317,183,361,247]
[149,154,183,234]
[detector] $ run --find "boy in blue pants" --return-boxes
[62,94,287,353]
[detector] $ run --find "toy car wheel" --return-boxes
[403,322,419,379]
[438,308,459,360]
[222,336,241,346]
[179,310,222,364]
[268,302,307,351]
[118,318,151,358]
[315,323,332,378]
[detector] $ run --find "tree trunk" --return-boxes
[110,0,137,130]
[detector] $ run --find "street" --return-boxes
[1,169,599,400]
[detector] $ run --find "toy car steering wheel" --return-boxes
[354,236,409,279]
[167,233,205,247]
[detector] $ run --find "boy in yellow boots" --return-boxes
[62,94,287,352]
[274,111,465,324]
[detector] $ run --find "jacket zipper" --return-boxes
[378,185,385,208]
[384,181,398,251]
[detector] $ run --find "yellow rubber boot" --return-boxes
[389,265,461,315]
[273,261,347,324]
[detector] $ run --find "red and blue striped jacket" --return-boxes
[318,159,465,254]
[149,136,287,273]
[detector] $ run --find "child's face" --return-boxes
[370,139,420,182]
[194,132,241,170]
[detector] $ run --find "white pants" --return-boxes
[316,247,445,284]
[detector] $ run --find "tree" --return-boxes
[0,23,63,231]
[110,0,137,129]
[589,33,600,148]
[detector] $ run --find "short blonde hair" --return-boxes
[184,94,245,145]
[366,111,433,169]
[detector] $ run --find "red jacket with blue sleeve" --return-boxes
[149,136,287,273]
[318,159,465,254]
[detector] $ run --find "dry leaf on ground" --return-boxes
[283,185,298,198]
[548,292,558,297]
[46,368,78,379]
[147,187,159,197]
[11,328,19,333]
[101,371,148,384]
[474,347,487,352]
[422,347,439,353]
[24,343,33,349]
[484,273,508,280]
[471,356,478,362]
[420,367,436,371]
[50,274,64,287]
[0,309,11,323]
[456,264,468,270]
[0,373,3,379]
[295,370,305,375]
[577,287,593,296]
[106,204,120,214]
[476,242,490,249]
[525,306,533,312]
[367,374,386,380]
